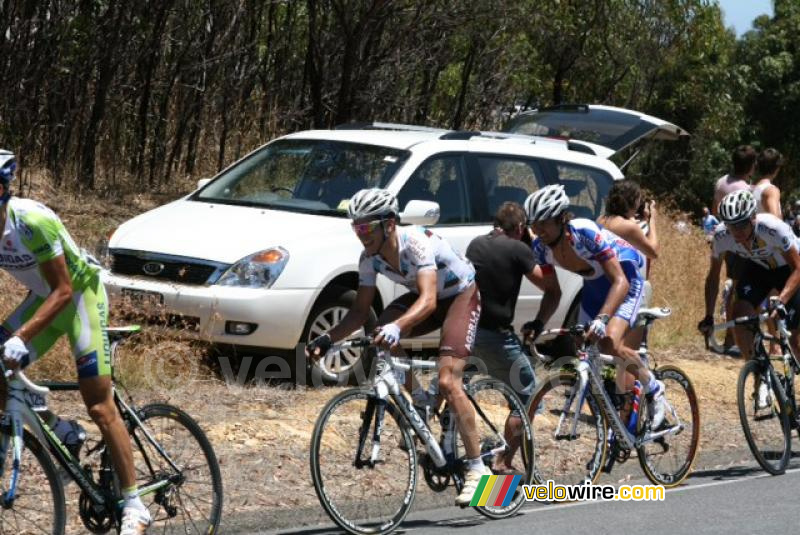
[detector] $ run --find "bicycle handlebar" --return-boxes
[711,312,770,332]
[3,367,50,396]
[0,343,51,396]
[329,336,373,351]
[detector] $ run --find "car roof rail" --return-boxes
[539,103,590,113]
[439,130,481,140]
[334,121,449,133]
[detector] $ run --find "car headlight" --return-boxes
[216,247,289,288]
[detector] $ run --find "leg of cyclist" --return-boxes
[434,284,487,506]
[69,283,150,534]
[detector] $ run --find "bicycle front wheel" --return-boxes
[737,360,791,475]
[637,365,700,487]
[129,403,223,533]
[310,388,416,535]
[0,429,65,534]
[527,372,607,486]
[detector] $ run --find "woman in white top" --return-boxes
[752,147,783,218]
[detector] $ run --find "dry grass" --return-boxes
[648,212,712,348]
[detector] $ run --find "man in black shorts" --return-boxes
[466,202,555,472]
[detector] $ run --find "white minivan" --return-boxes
[103,105,686,382]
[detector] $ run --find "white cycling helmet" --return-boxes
[524,184,570,223]
[347,188,399,220]
[718,189,756,224]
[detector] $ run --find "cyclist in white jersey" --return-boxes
[0,151,150,534]
[699,190,800,363]
[306,188,487,506]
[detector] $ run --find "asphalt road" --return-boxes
[242,454,800,535]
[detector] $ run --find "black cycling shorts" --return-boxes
[735,263,800,329]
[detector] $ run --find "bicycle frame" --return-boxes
[0,342,182,512]
[329,340,511,473]
[714,312,799,415]
[534,321,685,451]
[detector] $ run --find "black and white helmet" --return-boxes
[347,188,399,220]
[524,184,570,223]
[718,190,756,224]
[0,150,15,183]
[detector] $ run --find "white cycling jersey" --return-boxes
[711,213,798,269]
[0,197,99,297]
[358,225,475,299]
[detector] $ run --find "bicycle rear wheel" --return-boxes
[449,378,534,519]
[310,388,416,535]
[128,403,223,533]
[737,360,791,475]
[637,365,700,487]
[527,372,606,486]
[0,429,65,534]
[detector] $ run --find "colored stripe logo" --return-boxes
[469,474,522,507]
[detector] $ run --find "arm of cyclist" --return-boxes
[374,269,437,348]
[306,285,376,358]
[4,255,73,367]
[522,266,561,342]
[774,247,800,319]
[700,254,723,333]
[598,256,629,319]
[586,256,629,341]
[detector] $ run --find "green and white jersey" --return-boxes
[0,198,99,296]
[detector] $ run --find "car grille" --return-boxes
[111,252,220,285]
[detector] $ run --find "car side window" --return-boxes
[399,154,471,224]
[475,155,545,221]
[553,163,613,219]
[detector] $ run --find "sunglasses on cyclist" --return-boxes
[725,219,751,231]
[351,220,384,237]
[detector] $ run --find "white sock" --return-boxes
[122,487,148,514]
[467,457,485,473]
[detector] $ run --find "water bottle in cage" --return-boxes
[626,381,642,433]
[52,417,87,459]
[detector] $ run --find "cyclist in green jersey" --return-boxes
[0,151,150,534]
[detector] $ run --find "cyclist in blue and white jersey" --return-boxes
[306,188,487,506]
[521,184,669,427]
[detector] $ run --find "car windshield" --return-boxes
[193,139,409,216]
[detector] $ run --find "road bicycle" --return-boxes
[0,325,223,534]
[310,337,534,535]
[528,307,700,488]
[711,312,800,475]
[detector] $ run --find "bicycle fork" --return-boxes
[355,364,447,469]
[0,381,38,507]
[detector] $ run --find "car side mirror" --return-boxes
[400,200,440,226]
[196,178,212,190]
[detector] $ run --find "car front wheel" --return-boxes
[304,286,378,385]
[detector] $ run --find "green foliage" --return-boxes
[0,0,791,209]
